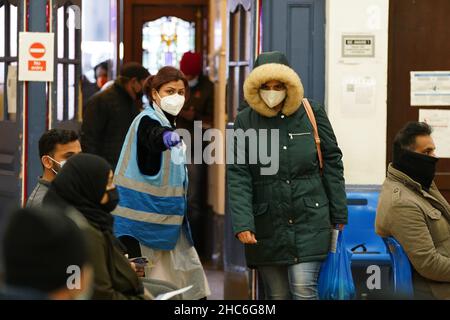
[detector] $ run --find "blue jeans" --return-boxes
[258,262,321,300]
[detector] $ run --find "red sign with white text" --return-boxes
[28,60,47,72]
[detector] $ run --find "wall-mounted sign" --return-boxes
[18,32,54,82]
[411,71,450,106]
[342,35,375,58]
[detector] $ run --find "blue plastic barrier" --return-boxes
[383,237,414,298]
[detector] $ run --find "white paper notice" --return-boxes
[418,109,450,158]
[411,71,450,106]
[341,76,376,116]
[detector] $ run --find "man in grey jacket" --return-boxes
[26,129,81,208]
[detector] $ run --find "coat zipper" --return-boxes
[289,132,311,139]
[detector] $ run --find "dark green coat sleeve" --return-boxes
[227,115,255,236]
[313,103,348,225]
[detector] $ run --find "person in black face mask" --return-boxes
[81,62,150,170]
[376,122,450,300]
[43,153,152,300]
[392,145,438,191]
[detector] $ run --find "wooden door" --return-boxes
[387,0,450,200]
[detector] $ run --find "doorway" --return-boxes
[262,0,325,105]
[123,0,208,73]
[387,0,450,200]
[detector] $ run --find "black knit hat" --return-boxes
[2,207,88,293]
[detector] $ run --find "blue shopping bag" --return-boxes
[318,229,356,300]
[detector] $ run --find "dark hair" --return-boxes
[39,129,79,158]
[3,206,88,293]
[94,61,109,79]
[143,66,189,102]
[393,121,432,155]
[119,62,150,82]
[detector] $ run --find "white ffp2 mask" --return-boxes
[259,89,286,108]
[157,92,185,116]
[47,156,66,175]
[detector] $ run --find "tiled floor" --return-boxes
[204,268,225,300]
[204,266,253,300]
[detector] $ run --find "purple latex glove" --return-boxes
[162,130,181,149]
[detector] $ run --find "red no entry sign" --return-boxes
[29,42,46,59]
[19,32,54,81]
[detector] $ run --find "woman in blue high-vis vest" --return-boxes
[112,66,210,300]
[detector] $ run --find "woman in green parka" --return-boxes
[227,51,348,300]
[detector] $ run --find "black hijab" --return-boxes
[43,153,114,232]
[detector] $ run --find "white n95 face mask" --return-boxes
[259,89,287,108]
[157,92,185,116]
[47,156,66,175]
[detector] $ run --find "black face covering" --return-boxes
[393,148,438,191]
[101,187,119,213]
[43,153,115,232]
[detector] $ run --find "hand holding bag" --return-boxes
[318,229,356,300]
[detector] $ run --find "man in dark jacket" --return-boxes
[227,52,347,300]
[81,62,150,169]
[81,60,111,115]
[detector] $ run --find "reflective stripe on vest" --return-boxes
[114,206,184,225]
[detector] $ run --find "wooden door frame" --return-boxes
[123,0,208,65]
[387,0,450,199]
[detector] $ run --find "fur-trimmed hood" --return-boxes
[243,52,304,117]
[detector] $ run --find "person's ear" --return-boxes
[152,88,159,103]
[41,155,53,170]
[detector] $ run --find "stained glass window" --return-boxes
[142,16,195,75]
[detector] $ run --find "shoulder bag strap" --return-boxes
[302,98,324,174]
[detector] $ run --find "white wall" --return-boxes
[325,0,389,185]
